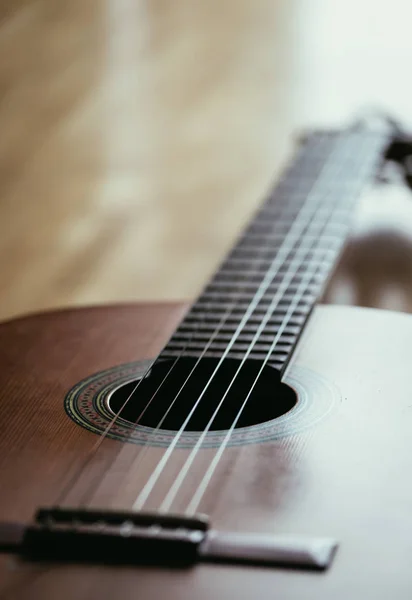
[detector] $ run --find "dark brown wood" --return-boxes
[0,303,187,522]
[1,302,412,598]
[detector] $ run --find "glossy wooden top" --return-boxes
[1,301,412,598]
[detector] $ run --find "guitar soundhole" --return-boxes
[108,357,297,432]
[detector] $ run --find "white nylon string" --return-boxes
[159,182,357,513]
[133,132,356,511]
[185,240,334,513]
[109,301,249,481]
[66,278,243,506]
[84,147,315,503]
[181,141,376,514]
[63,254,265,505]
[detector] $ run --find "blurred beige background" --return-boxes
[1,0,412,322]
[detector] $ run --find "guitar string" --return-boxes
[133,136,353,511]
[70,271,280,508]
[56,358,193,505]
[57,128,380,511]
[79,304,251,506]
[63,128,375,510]
[158,165,363,513]
[65,157,314,506]
[132,131,357,511]
[184,234,342,513]
[140,132,383,514]
[161,136,377,514]
[176,137,380,514]
[76,141,320,507]
[60,125,386,512]
[57,289,243,505]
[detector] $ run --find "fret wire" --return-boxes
[182,318,307,329]
[227,245,340,264]
[171,332,296,343]
[220,251,339,274]
[163,350,286,366]
[170,331,296,343]
[190,302,313,314]
[176,323,302,334]
[226,243,340,259]
[187,310,315,318]
[238,232,345,244]
[234,219,350,248]
[198,286,316,299]
[212,270,329,285]
[166,340,293,351]
[184,277,323,310]
[190,301,313,314]
[196,292,316,304]
[204,277,322,294]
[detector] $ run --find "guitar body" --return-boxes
[1,301,412,599]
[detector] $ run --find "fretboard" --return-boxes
[159,128,389,376]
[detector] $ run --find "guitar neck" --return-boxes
[160,127,389,376]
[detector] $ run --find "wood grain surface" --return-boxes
[2,302,412,598]
[1,0,412,323]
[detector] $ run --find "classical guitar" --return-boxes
[1,118,412,599]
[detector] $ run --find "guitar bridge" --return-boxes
[0,507,338,570]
